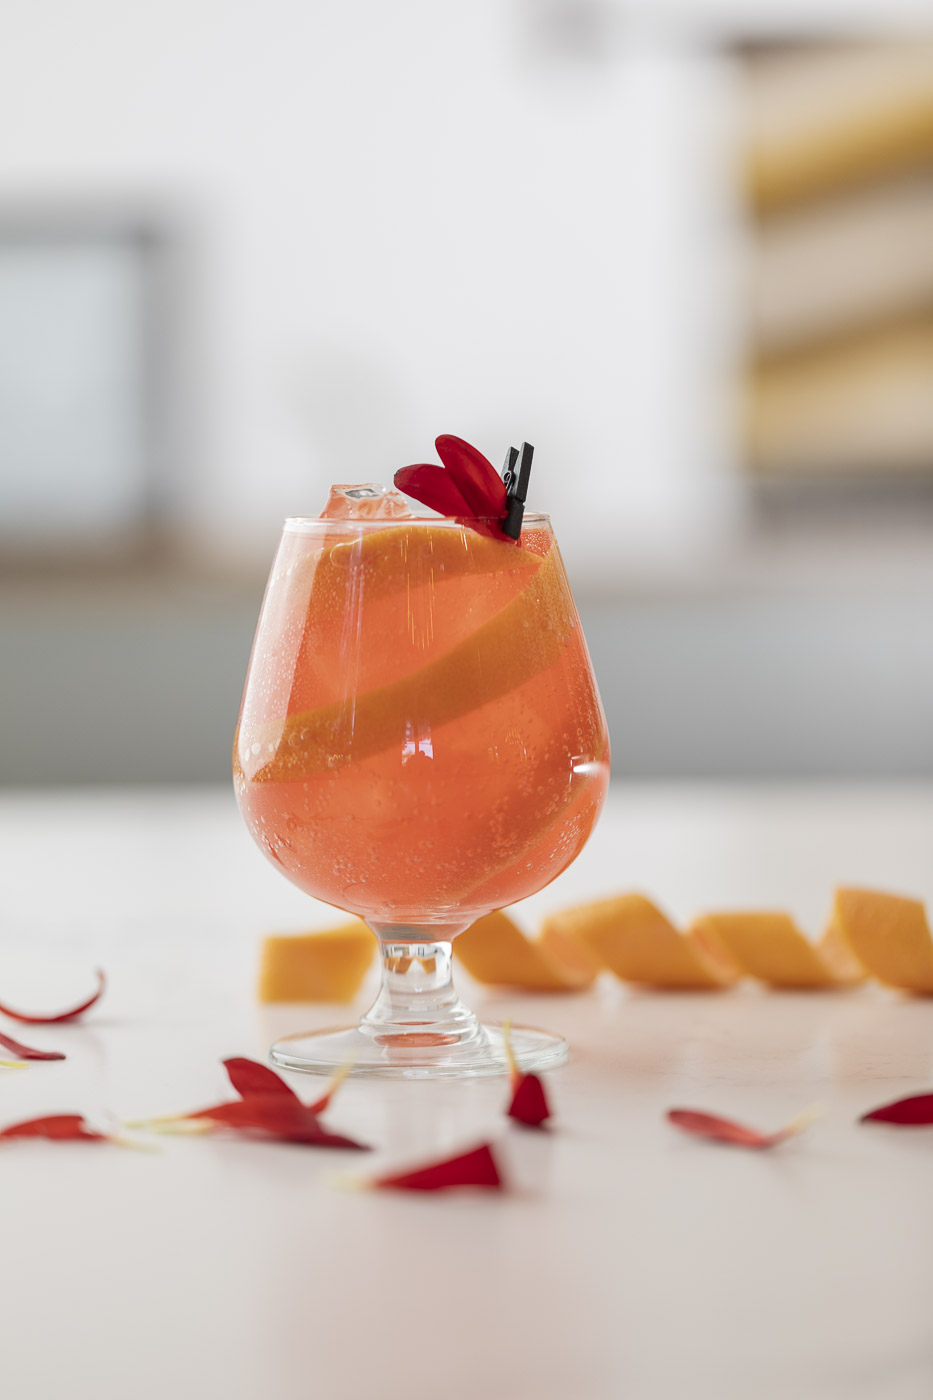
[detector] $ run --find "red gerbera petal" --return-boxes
[0,1028,65,1062]
[394,435,514,541]
[394,464,474,517]
[0,970,106,1024]
[372,1142,503,1191]
[861,1092,933,1126]
[508,1073,551,1128]
[223,1056,300,1102]
[132,1057,367,1150]
[435,435,508,518]
[667,1106,817,1149]
[501,1019,552,1128]
[193,1098,367,1149]
[0,1113,108,1143]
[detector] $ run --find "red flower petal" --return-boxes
[373,1142,503,1191]
[193,1098,367,1149]
[394,464,473,517]
[0,1028,65,1062]
[507,1073,551,1128]
[0,970,106,1024]
[501,1020,551,1128]
[223,1056,299,1102]
[435,435,507,518]
[667,1106,816,1149]
[861,1092,933,1125]
[0,1113,108,1142]
[139,1057,367,1149]
[394,435,515,541]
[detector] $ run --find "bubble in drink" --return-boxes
[320,484,419,521]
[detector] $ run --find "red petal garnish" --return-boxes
[0,969,106,1024]
[435,435,508,518]
[0,1028,65,1062]
[372,1142,503,1192]
[0,1113,108,1143]
[861,1092,933,1125]
[393,464,473,518]
[667,1106,817,1149]
[394,435,511,539]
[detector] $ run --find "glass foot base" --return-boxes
[270,1022,568,1080]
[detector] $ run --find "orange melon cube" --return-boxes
[259,922,375,1003]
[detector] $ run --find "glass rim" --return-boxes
[283,512,551,533]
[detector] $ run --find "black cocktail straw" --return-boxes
[501,441,534,539]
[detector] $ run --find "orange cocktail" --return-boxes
[236,515,606,924]
[234,480,609,1077]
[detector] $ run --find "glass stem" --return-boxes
[359,938,484,1049]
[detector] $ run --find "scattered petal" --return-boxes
[131,1056,367,1150]
[861,1092,933,1126]
[667,1105,818,1149]
[502,1019,551,1129]
[189,1098,367,1150]
[0,969,106,1024]
[223,1056,300,1102]
[508,1074,551,1129]
[370,1143,504,1192]
[0,1060,28,1070]
[0,1028,65,1062]
[0,1113,109,1143]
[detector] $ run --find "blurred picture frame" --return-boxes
[0,207,176,567]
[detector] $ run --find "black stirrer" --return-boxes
[501,441,534,539]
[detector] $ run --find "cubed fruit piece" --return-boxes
[259,923,375,1003]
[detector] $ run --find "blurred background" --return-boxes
[2,0,933,784]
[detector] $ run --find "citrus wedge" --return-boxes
[278,521,536,616]
[238,546,571,784]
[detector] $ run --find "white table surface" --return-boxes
[2,783,933,1400]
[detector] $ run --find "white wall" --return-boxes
[0,0,749,588]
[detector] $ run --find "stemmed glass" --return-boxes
[234,493,609,1077]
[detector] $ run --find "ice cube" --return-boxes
[320,484,423,520]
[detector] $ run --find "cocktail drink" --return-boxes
[235,449,609,1076]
